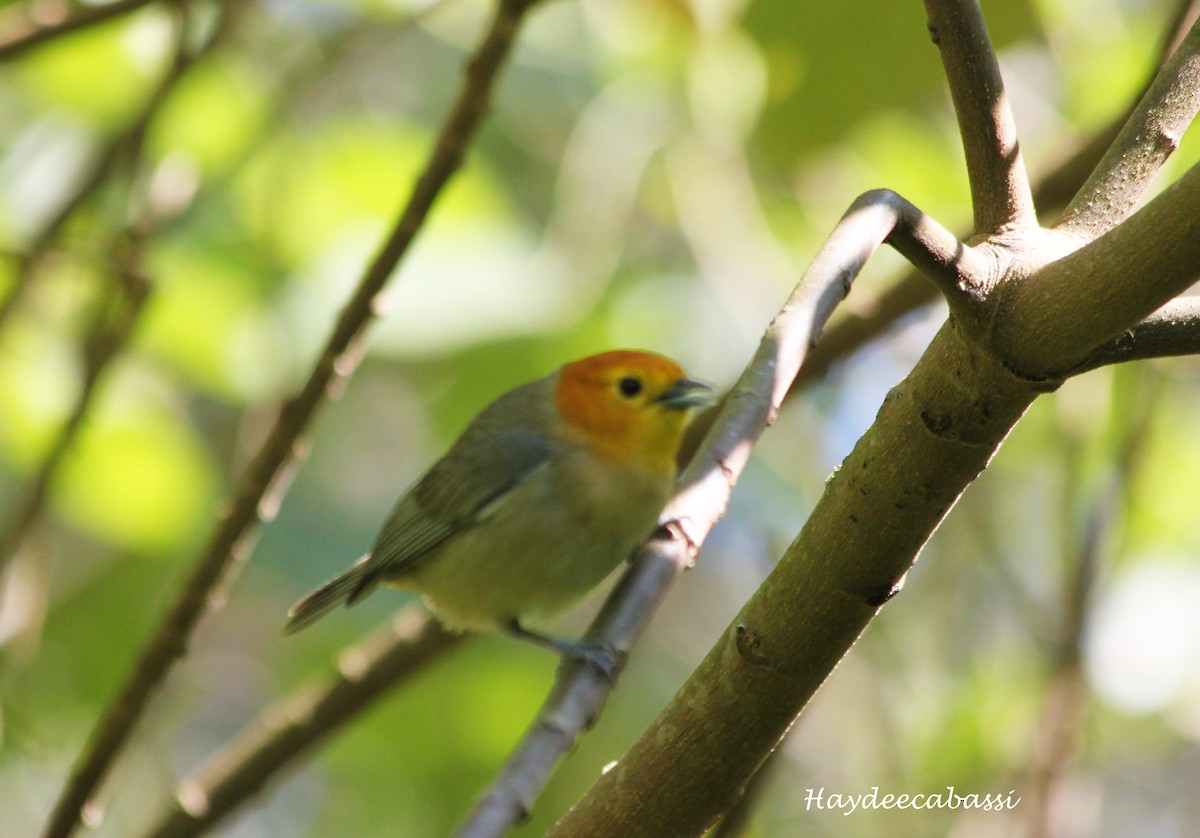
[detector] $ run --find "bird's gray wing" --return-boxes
[346,427,553,603]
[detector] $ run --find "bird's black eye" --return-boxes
[618,376,643,398]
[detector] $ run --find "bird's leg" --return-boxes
[505,619,623,680]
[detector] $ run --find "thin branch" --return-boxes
[0,2,229,574]
[1057,17,1200,238]
[459,191,980,838]
[1069,297,1200,374]
[0,0,159,62]
[0,0,227,333]
[924,0,1036,232]
[0,262,150,576]
[38,3,542,837]
[142,611,463,838]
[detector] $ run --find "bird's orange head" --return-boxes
[554,350,712,472]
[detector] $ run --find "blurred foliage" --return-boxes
[1,0,1199,835]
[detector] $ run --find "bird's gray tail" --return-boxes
[283,556,370,635]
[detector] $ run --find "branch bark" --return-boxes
[550,316,1042,837]
[924,0,1036,232]
[460,191,979,838]
[998,161,1200,377]
[1057,16,1200,238]
[38,2,541,836]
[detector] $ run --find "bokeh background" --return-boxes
[2,0,1200,835]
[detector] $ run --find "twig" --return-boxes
[0,2,229,573]
[0,0,159,62]
[924,0,1036,232]
[1069,297,1200,373]
[0,262,150,576]
[1057,17,1200,238]
[38,3,541,837]
[460,191,980,838]
[0,0,227,333]
[142,610,463,838]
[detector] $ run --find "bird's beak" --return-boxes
[656,378,715,410]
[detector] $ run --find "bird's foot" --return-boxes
[506,620,624,680]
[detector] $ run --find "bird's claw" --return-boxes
[506,619,624,680]
[554,638,624,681]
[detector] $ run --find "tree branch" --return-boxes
[0,1,229,575]
[482,16,1200,830]
[0,0,227,333]
[459,191,980,838]
[547,21,1200,819]
[1057,16,1200,238]
[549,326,1044,837]
[924,0,1036,232]
[0,261,150,577]
[38,3,541,837]
[1069,297,1200,374]
[998,161,1200,377]
[0,0,159,62]
[796,0,1200,387]
[142,611,463,838]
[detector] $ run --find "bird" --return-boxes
[284,349,712,669]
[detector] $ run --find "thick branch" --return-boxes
[0,0,158,62]
[38,3,540,837]
[142,612,462,838]
[998,161,1200,377]
[924,0,1036,232]
[461,191,979,838]
[1058,17,1200,238]
[550,323,1042,838]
